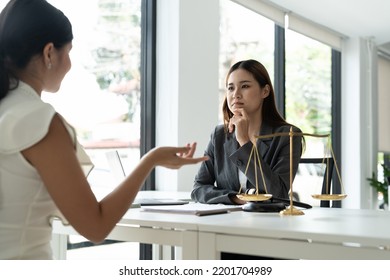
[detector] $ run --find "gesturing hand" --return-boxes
[150,142,208,169]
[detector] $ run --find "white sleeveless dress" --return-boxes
[0,82,93,259]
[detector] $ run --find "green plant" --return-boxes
[367,163,390,207]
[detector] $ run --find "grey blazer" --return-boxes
[191,122,303,204]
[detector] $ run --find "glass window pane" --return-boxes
[285,29,332,206]
[44,0,142,194]
[219,0,274,122]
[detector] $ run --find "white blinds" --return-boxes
[287,13,343,51]
[231,0,285,27]
[231,0,344,50]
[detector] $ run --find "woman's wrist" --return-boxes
[228,193,245,205]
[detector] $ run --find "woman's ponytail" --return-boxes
[0,1,10,102]
[0,54,10,101]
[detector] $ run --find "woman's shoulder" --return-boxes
[214,124,225,133]
[273,123,302,134]
[210,124,227,138]
[0,84,56,154]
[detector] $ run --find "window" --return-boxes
[44,0,142,195]
[219,0,274,122]
[285,30,333,206]
[220,0,337,207]
[44,0,146,259]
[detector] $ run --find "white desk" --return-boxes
[51,208,200,260]
[51,191,195,260]
[196,207,390,259]
[52,202,390,260]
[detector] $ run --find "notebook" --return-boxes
[105,150,189,206]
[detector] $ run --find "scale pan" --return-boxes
[237,194,272,202]
[311,194,347,200]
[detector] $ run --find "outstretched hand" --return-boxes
[150,142,208,169]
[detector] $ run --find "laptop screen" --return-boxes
[105,150,189,206]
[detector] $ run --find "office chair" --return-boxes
[298,157,335,207]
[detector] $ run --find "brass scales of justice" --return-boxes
[236,127,346,216]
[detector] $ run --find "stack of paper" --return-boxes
[141,203,243,216]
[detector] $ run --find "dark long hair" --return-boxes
[0,0,73,101]
[222,59,288,132]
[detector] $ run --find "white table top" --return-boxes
[52,191,197,234]
[113,205,390,248]
[195,207,390,248]
[52,197,390,260]
[119,208,201,230]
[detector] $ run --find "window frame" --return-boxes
[140,0,157,191]
[139,0,156,260]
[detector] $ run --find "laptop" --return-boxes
[105,150,189,206]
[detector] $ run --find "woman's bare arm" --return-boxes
[22,114,207,243]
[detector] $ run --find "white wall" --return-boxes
[155,0,220,191]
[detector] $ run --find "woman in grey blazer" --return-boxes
[191,59,303,205]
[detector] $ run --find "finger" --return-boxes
[232,108,243,116]
[164,155,209,169]
[185,142,196,158]
[180,156,209,165]
[174,146,192,156]
[177,143,191,157]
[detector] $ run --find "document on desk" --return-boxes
[141,203,243,216]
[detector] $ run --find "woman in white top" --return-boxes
[0,0,207,260]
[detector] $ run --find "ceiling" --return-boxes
[264,0,390,53]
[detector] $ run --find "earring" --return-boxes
[47,63,52,70]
